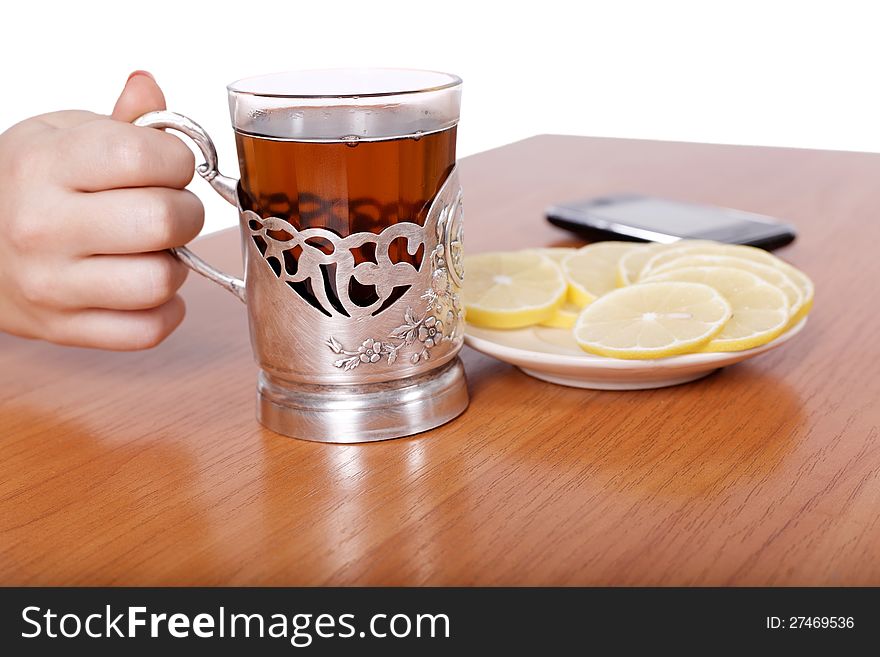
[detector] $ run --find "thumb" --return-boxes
[111,70,166,122]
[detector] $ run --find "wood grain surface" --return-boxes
[1,135,878,586]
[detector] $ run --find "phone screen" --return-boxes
[586,198,751,235]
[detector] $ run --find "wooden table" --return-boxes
[2,135,879,586]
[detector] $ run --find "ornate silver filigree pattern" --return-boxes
[240,167,463,379]
[322,176,464,370]
[246,213,425,319]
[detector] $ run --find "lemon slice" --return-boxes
[615,240,718,286]
[539,302,582,329]
[464,251,567,329]
[562,242,639,307]
[573,282,732,359]
[776,262,814,325]
[532,247,578,265]
[616,243,666,286]
[645,266,790,351]
[531,248,579,328]
[642,254,804,320]
[643,243,778,279]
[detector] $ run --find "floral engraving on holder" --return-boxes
[325,191,464,370]
[324,305,443,371]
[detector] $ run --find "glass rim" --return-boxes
[227,67,463,100]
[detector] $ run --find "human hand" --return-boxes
[0,71,203,350]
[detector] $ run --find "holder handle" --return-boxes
[132,110,246,303]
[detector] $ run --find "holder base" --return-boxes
[257,358,469,443]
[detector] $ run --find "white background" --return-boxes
[2,0,878,234]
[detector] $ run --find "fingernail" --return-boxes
[127,70,155,83]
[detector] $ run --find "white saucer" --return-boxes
[464,318,807,390]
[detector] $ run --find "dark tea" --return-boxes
[235,128,456,236]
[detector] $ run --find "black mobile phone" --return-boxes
[546,194,797,249]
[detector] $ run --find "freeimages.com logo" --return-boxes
[21,605,451,647]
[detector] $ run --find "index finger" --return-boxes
[56,119,196,191]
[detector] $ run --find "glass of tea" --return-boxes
[133,69,467,442]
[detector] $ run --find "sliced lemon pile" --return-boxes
[573,282,732,359]
[645,266,790,351]
[532,247,577,265]
[561,242,638,307]
[642,242,778,278]
[776,262,814,325]
[463,238,813,360]
[614,240,718,285]
[463,251,567,329]
[616,243,667,286]
[530,249,586,327]
[539,302,582,329]
[641,254,804,321]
